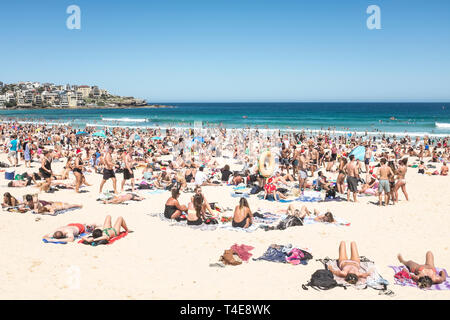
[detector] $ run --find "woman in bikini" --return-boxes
[39,150,53,192]
[37,201,83,215]
[163,188,188,220]
[73,152,91,193]
[103,193,144,204]
[82,215,129,243]
[328,241,373,285]
[336,157,347,194]
[186,194,205,226]
[398,251,446,289]
[394,158,409,203]
[2,192,20,207]
[232,197,253,228]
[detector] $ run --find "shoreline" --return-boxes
[0,119,449,138]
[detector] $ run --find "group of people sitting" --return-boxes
[2,192,82,215]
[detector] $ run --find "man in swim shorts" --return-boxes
[99,146,118,194]
[376,158,394,206]
[43,223,99,243]
[345,155,359,203]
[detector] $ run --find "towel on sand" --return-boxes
[77,232,129,246]
[389,265,450,290]
[231,244,254,262]
[324,258,390,291]
[32,207,81,216]
[43,232,89,245]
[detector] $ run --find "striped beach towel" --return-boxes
[389,266,450,290]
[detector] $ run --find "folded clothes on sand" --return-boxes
[253,244,313,265]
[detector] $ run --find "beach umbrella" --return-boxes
[193,136,205,143]
[134,134,141,141]
[92,130,107,138]
[349,146,375,162]
[76,131,89,136]
[151,136,162,140]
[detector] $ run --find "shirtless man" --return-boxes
[280,144,290,175]
[394,158,409,203]
[364,144,373,173]
[440,161,448,176]
[345,155,359,202]
[99,146,117,194]
[376,158,394,206]
[103,193,144,204]
[298,151,308,191]
[121,146,136,192]
[43,222,98,243]
[292,145,301,179]
[309,146,319,176]
[328,241,373,285]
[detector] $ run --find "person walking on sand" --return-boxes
[99,146,117,194]
[364,144,372,173]
[394,158,409,203]
[121,146,136,192]
[376,158,394,206]
[345,155,359,202]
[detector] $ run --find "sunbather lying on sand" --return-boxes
[328,241,374,284]
[103,193,144,204]
[398,251,447,288]
[82,215,130,243]
[37,202,83,215]
[2,192,20,207]
[283,204,335,223]
[43,223,99,243]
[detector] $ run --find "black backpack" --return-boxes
[302,268,346,291]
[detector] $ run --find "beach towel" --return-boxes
[302,216,350,227]
[31,207,81,216]
[389,266,450,290]
[157,212,220,231]
[77,232,129,246]
[322,257,391,293]
[231,192,250,198]
[230,244,254,262]
[43,232,89,245]
[143,189,167,195]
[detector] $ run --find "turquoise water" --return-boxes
[0,102,449,136]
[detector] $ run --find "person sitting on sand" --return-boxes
[37,202,83,215]
[82,215,129,243]
[398,252,447,288]
[2,192,20,207]
[317,171,332,191]
[43,223,99,243]
[186,194,205,226]
[103,193,145,204]
[232,197,253,228]
[359,174,378,194]
[328,241,374,285]
[164,188,188,220]
[191,186,214,215]
[263,178,288,201]
[441,162,448,176]
[418,161,425,174]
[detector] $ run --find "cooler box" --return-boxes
[5,171,15,180]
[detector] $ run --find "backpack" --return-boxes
[302,268,347,291]
[326,188,336,199]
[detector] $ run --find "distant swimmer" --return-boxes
[243,116,248,119]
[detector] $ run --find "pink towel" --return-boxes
[231,244,254,262]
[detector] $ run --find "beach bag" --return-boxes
[5,171,15,181]
[14,174,25,181]
[302,269,346,291]
[326,188,336,199]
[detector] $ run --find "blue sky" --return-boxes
[1,0,449,102]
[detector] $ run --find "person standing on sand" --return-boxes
[345,155,359,202]
[376,158,394,206]
[99,146,118,194]
[394,158,409,203]
[298,151,308,191]
[121,146,136,192]
[364,144,372,173]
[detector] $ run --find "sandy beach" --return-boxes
[0,149,449,300]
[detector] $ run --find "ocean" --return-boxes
[0,102,449,137]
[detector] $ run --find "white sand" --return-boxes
[0,154,449,300]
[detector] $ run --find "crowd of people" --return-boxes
[1,121,449,289]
